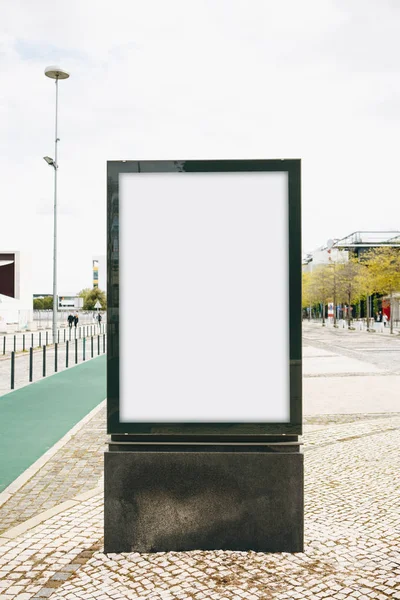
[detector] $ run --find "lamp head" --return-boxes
[44,66,70,80]
[43,156,56,168]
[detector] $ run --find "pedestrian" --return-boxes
[97,312,102,325]
[74,313,79,328]
[383,313,388,327]
[67,314,73,328]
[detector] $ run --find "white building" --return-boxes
[0,251,33,331]
[302,245,348,273]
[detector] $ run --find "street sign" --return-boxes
[107,160,302,436]
[94,300,101,309]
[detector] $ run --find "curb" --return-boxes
[0,483,103,545]
[0,399,106,508]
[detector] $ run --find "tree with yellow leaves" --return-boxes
[302,272,312,319]
[363,247,400,334]
[327,255,346,327]
[356,261,375,331]
[337,258,363,328]
[308,265,333,326]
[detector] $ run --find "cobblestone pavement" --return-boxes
[0,404,106,534]
[0,326,399,599]
[0,415,398,599]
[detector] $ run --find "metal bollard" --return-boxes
[23,334,25,352]
[103,333,105,353]
[46,331,48,346]
[64,328,66,342]
[97,335,100,355]
[31,333,34,348]
[29,347,33,382]
[55,343,58,372]
[11,351,15,390]
[43,346,46,377]
[66,340,69,368]
[91,336,93,358]
[69,328,71,341]
[39,332,42,347]
[83,338,86,361]
[13,335,16,353]
[58,330,60,344]
[75,338,78,364]
[3,336,5,355]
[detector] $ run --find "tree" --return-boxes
[33,298,44,309]
[363,247,400,334]
[78,287,107,310]
[308,265,333,326]
[337,259,363,328]
[33,296,53,310]
[77,288,92,302]
[356,262,375,331]
[302,272,312,319]
[42,296,54,310]
[328,258,346,327]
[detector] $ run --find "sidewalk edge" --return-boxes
[0,483,103,544]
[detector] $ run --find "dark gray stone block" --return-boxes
[104,451,303,553]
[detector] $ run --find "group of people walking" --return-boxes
[67,312,103,328]
[67,313,79,328]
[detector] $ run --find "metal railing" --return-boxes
[1,324,106,356]
[7,332,107,391]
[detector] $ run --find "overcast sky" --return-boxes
[1,0,400,293]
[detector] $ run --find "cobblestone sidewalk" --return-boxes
[0,407,399,599]
[1,326,400,600]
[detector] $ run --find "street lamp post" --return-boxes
[44,66,70,345]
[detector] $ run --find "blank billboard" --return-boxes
[119,170,290,423]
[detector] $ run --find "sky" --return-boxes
[1,0,400,293]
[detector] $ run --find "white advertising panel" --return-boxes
[119,171,289,422]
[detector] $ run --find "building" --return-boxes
[0,251,33,331]
[92,256,106,290]
[302,246,348,273]
[332,230,400,258]
[303,230,400,272]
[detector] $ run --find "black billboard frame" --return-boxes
[107,159,302,439]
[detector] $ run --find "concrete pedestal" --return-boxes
[104,449,303,553]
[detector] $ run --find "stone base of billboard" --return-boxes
[104,450,303,553]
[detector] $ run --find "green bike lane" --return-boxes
[0,355,106,492]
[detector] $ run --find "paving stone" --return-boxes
[0,326,399,598]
